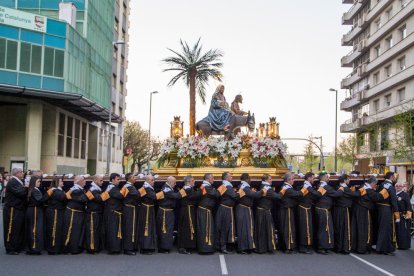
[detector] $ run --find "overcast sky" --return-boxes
[125,0,353,154]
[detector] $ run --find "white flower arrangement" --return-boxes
[158,137,177,158]
[249,136,286,159]
[176,135,209,159]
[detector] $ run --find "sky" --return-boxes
[125,0,353,154]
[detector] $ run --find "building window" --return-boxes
[374,99,380,112]
[112,74,117,88]
[386,8,393,21]
[370,130,378,152]
[373,72,379,85]
[399,25,407,40]
[385,36,393,50]
[66,117,73,158]
[20,42,41,74]
[375,18,381,31]
[384,65,392,78]
[58,113,65,156]
[0,38,18,70]
[74,119,80,158]
[380,127,389,150]
[374,45,381,58]
[398,88,406,102]
[113,46,118,59]
[44,47,64,78]
[398,56,406,70]
[81,122,87,159]
[384,94,391,107]
[120,80,124,94]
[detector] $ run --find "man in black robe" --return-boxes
[395,182,412,249]
[157,176,182,253]
[121,173,141,255]
[102,173,123,254]
[313,172,343,254]
[177,175,202,254]
[254,174,281,254]
[3,167,27,255]
[197,173,220,254]
[215,172,239,254]
[85,174,104,254]
[333,174,361,254]
[63,175,87,254]
[138,174,157,255]
[297,172,318,254]
[375,172,399,255]
[279,172,308,253]
[235,173,262,254]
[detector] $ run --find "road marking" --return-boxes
[350,253,395,276]
[219,254,228,275]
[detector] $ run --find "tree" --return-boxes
[162,38,224,135]
[393,100,414,185]
[303,138,318,172]
[337,135,357,171]
[123,120,161,173]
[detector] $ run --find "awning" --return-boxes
[0,84,122,123]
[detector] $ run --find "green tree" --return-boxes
[303,139,318,172]
[393,100,414,185]
[123,120,160,173]
[337,135,358,171]
[162,38,224,135]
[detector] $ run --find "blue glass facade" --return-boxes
[0,0,85,10]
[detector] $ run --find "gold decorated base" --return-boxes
[153,149,289,177]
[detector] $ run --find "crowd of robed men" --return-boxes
[3,167,413,256]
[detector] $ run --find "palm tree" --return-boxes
[162,38,223,135]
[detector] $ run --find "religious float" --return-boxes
[154,116,290,177]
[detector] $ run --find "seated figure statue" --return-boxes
[201,84,233,132]
[231,95,248,116]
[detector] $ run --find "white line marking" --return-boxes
[219,254,228,275]
[350,253,395,276]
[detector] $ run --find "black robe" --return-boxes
[138,184,157,251]
[157,183,181,250]
[177,185,201,250]
[235,182,261,251]
[121,183,140,252]
[374,181,398,253]
[103,185,123,253]
[43,188,67,254]
[296,184,317,251]
[396,191,412,249]
[333,184,360,253]
[254,184,281,253]
[25,188,44,253]
[314,183,343,250]
[3,177,27,253]
[278,183,305,251]
[85,187,104,253]
[197,183,219,253]
[215,182,239,250]
[63,187,87,254]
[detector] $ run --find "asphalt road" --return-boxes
[1,208,413,276]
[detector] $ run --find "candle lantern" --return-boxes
[170,116,184,138]
[268,117,278,138]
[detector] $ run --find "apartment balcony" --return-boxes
[341,25,363,46]
[340,118,361,133]
[341,39,369,67]
[366,0,414,47]
[365,65,414,99]
[342,0,365,25]
[366,31,414,73]
[341,64,368,88]
[340,85,369,111]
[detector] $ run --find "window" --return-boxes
[380,127,389,150]
[0,38,18,70]
[43,47,64,77]
[384,94,391,107]
[66,117,73,157]
[58,113,65,156]
[81,122,87,159]
[360,103,369,118]
[374,99,380,112]
[120,80,124,93]
[374,45,381,58]
[113,47,117,59]
[19,43,42,74]
[373,72,379,85]
[398,56,406,70]
[384,65,392,78]
[386,8,393,20]
[398,88,406,102]
[74,119,80,158]
[399,25,407,40]
[370,130,378,152]
[375,18,381,30]
[385,36,393,49]
[112,74,117,88]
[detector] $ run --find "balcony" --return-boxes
[340,118,361,133]
[366,31,414,73]
[341,25,362,46]
[341,39,368,67]
[342,1,365,25]
[366,0,414,47]
[343,0,354,4]
[340,65,367,88]
[365,65,414,99]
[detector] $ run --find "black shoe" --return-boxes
[221,249,230,254]
[124,250,136,256]
[108,251,121,255]
[238,251,247,255]
[26,251,41,255]
[48,252,57,255]
[178,248,191,255]
[6,251,19,255]
[299,250,312,254]
[285,250,297,254]
[382,252,395,256]
[141,250,153,255]
[158,249,170,254]
[317,250,328,255]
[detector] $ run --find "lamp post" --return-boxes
[329,88,338,172]
[147,91,158,174]
[312,136,324,170]
[106,40,126,175]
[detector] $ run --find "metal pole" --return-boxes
[320,136,324,170]
[334,89,338,172]
[106,90,112,175]
[147,91,158,174]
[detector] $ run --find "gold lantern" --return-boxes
[268,117,279,138]
[257,123,266,138]
[170,116,184,138]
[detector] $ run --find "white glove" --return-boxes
[320,182,327,188]
[304,182,312,188]
[395,219,400,223]
[383,183,392,189]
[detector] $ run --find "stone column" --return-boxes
[25,101,43,170]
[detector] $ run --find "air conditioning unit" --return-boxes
[364,83,370,90]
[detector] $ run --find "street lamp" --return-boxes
[329,88,338,172]
[147,91,158,174]
[106,40,127,175]
[312,136,324,170]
